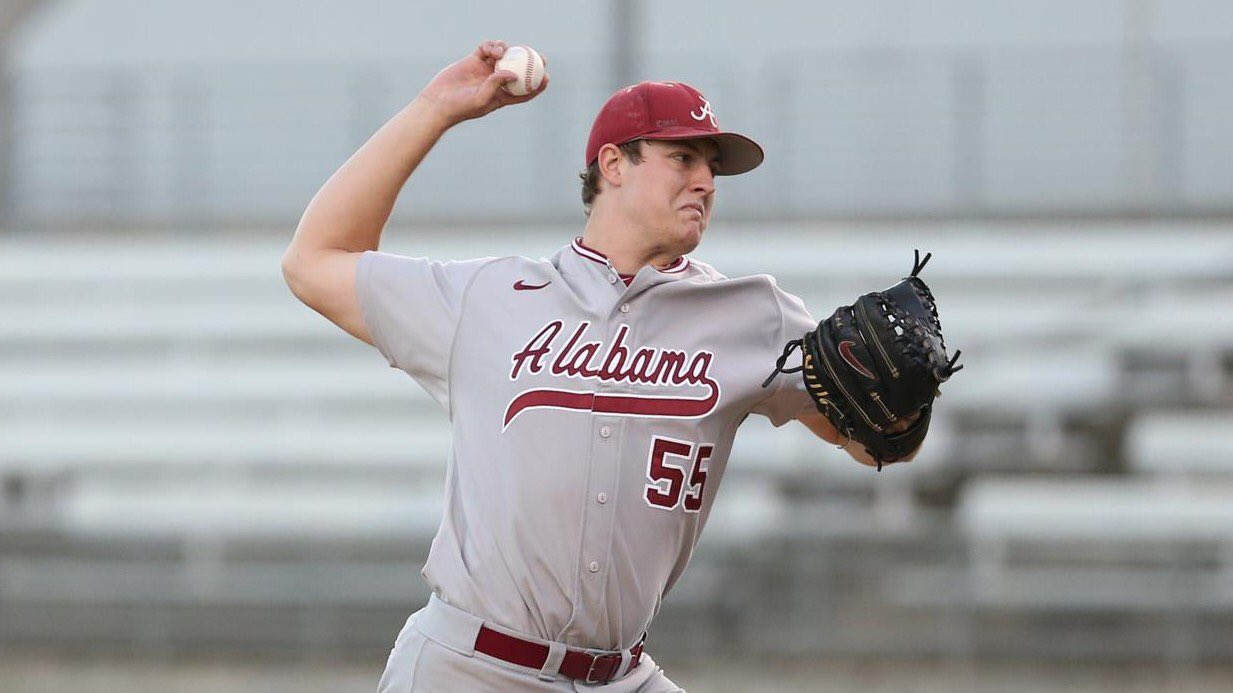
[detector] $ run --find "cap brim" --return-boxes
[640,129,765,176]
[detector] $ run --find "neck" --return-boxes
[581,207,683,275]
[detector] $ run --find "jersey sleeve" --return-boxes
[750,280,817,427]
[355,250,494,408]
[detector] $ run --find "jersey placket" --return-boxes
[566,262,631,640]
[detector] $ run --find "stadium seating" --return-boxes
[3,223,1233,658]
[1125,412,1233,477]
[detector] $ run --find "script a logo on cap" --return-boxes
[690,97,717,127]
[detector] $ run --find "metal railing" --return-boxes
[4,43,1232,229]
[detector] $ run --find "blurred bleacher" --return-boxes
[2,221,1232,661]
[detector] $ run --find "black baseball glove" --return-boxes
[762,251,962,470]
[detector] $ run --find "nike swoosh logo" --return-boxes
[513,280,551,291]
[838,340,877,380]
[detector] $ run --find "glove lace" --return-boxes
[761,338,803,389]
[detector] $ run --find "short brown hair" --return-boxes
[579,140,645,215]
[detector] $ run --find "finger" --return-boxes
[528,72,551,98]
[532,72,550,95]
[480,70,518,102]
[475,40,504,64]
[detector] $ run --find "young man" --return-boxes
[283,40,918,692]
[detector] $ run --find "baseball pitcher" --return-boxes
[282,40,957,692]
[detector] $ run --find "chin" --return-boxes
[650,220,704,257]
[680,223,705,251]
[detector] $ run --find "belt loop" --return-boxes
[537,641,567,682]
[618,648,632,678]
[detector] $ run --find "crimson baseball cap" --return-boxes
[585,81,764,176]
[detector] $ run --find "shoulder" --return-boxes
[685,257,794,300]
[681,257,729,282]
[680,258,771,293]
[678,260,808,324]
[440,255,566,301]
[361,251,549,276]
[699,263,813,332]
[357,253,558,304]
[467,254,559,281]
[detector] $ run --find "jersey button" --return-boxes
[599,426,612,438]
[597,492,608,504]
[619,303,630,313]
[608,275,618,284]
[588,561,600,573]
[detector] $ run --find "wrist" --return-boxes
[410,93,464,132]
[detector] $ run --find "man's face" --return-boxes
[617,138,720,256]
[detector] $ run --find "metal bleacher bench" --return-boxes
[952,477,1233,610]
[56,478,446,541]
[884,475,1233,640]
[1125,412,1233,477]
[1109,289,1233,404]
[0,417,451,477]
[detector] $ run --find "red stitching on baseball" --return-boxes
[523,48,534,93]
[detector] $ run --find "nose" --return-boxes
[691,164,715,197]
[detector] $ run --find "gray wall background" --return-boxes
[4,0,1233,229]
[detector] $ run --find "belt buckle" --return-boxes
[584,651,623,684]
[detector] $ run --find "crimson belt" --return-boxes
[474,625,645,684]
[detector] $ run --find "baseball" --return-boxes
[496,45,546,96]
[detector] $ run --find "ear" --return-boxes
[598,143,624,188]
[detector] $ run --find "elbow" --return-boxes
[280,249,309,302]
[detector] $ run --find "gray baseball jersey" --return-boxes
[357,237,815,652]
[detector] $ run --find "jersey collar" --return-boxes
[569,237,691,281]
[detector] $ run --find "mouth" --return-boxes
[682,203,705,217]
